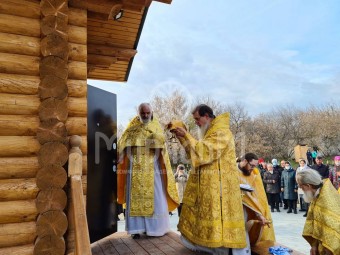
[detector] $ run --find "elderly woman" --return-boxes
[174,164,188,216]
[263,163,281,212]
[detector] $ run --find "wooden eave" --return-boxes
[69,0,172,82]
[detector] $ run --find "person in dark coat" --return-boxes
[306,149,313,166]
[311,156,329,179]
[281,161,298,214]
[263,163,281,212]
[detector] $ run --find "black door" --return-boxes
[87,85,118,242]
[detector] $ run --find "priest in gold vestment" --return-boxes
[173,104,247,254]
[238,153,276,254]
[117,103,179,238]
[296,169,340,255]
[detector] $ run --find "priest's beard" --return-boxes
[303,190,315,203]
[139,114,151,124]
[239,165,251,176]
[198,122,210,139]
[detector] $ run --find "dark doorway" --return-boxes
[87,85,118,242]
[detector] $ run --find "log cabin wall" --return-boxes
[0,0,87,254]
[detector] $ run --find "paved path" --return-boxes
[118,207,310,254]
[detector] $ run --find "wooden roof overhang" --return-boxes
[69,0,172,82]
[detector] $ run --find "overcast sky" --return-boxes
[89,0,340,126]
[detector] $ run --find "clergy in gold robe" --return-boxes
[296,169,340,255]
[172,104,247,254]
[117,103,179,238]
[238,153,276,254]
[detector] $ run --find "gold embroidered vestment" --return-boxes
[117,116,179,216]
[239,168,276,254]
[303,179,340,255]
[178,113,247,249]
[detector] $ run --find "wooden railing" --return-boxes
[68,135,91,255]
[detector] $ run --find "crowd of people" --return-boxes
[257,153,340,219]
[117,102,340,255]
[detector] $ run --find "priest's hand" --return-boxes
[257,214,271,228]
[173,127,187,138]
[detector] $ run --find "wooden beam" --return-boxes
[0,74,86,97]
[88,54,117,68]
[0,0,40,19]
[153,0,172,4]
[0,244,34,255]
[88,44,137,61]
[0,93,86,117]
[122,3,144,12]
[0,136,40,157]
[0,200,38,224]
[0,157,39,179]
[0,221,36,248]
[0,178,38,202]
[0,13,40,37]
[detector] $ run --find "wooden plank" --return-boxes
[91,242,105,255]
[120,237,149,255]
[86,37,135,48]
[148,237,177,255]
[134,238,165,255]
[97,238,119,255]
[93,232,201,255]
[164,232,183,245]
[87,25,138,38]
[87,74,126,81]
[159,234,196,254]
[87,30,137,42]
[88,18,141,28]
[113,16,143,25]
[88,20,139,33]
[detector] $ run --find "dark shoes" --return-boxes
[279,203,283,207]
[276,208,281,212]
[287,209,292,213]
[303,213,307,217]
[271,209,274,212]
[131,234,140,239]
[294,210,297,214]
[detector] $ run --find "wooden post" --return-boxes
[68,135,91,255]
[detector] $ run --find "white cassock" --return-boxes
[125,153,170,236]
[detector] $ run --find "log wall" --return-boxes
[0,1,87,254]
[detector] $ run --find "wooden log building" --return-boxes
[0,1,173,254]
[0,1,308,255]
